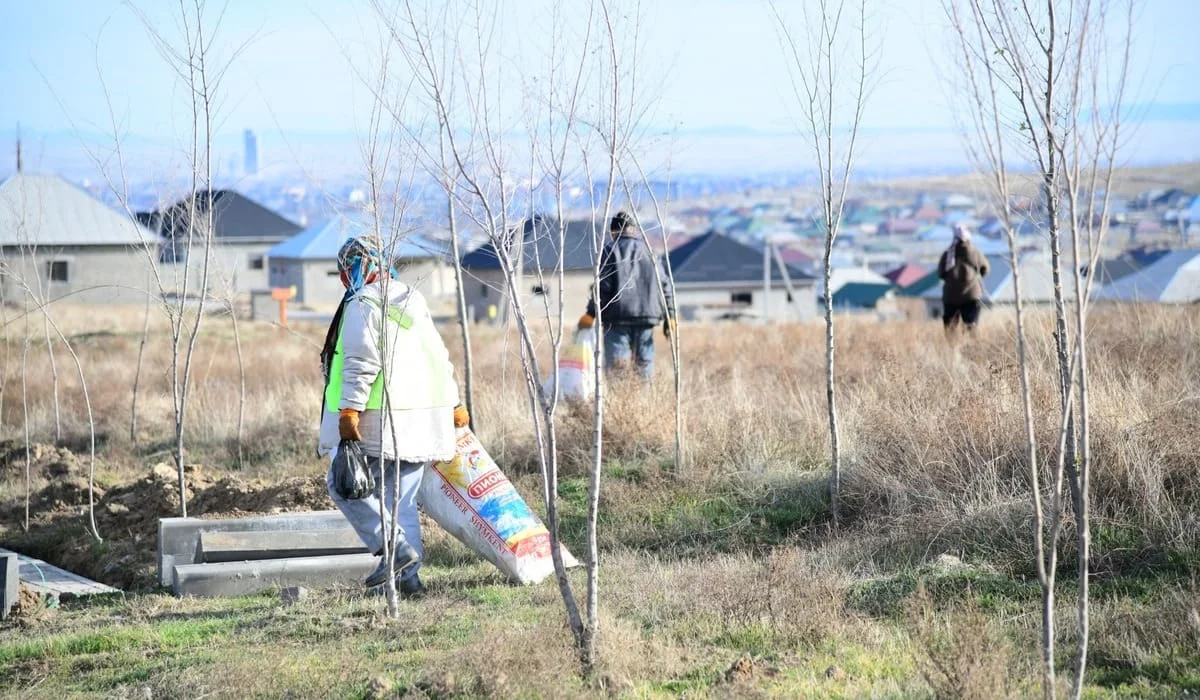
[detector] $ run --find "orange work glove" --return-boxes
[338,409,363,441]
[453,404,471,429]
[662,318,676,338]
[577,313,595,330]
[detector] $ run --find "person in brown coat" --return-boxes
[938,224,989,337]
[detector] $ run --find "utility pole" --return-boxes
[762,235,770,323]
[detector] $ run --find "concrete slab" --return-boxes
[172,553,378,597]
[0,547,119,601]
[156,510,350,588]
[1,553,17,620]
[197,529,366,563]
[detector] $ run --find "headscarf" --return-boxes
[336,234,387,297]
[945,225,971,271]
[323,233,395,385]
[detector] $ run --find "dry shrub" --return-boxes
[1087,581,1200,677]
[908,583,1027,699]
[605,549,853,652]
[412,614,582,698]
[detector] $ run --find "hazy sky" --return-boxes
[2,0,1198,172]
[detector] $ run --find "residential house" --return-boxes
[1187,196,1200,238]
[0,173,158,304]
[139,189,303,295]
[912,204,943,224]
[942,194,976,213]
[817,265,891,299]
[668,231,816,322]
[1083,255,1143,287]
[884,263,928,288]
[879,218,920,236]
[460,216,599,324]
[265,214,452,307]
[1152,189,1192,210]
[829,282,898,313]
[1094,249,1200,303]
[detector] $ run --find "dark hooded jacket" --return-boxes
[938,240,990,305]
[586,234,675,325]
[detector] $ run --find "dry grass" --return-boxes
[3,302,1199,553]
[1,300,1198,696]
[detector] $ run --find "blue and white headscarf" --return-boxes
[336,234,395,297]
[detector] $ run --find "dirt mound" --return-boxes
[0,441,82,478]
[94,464,332,534]
[95,463,218,534]
[723,655,779,684]
[3,455,335,590]
[0,441,102,518]
[190,474,333,516]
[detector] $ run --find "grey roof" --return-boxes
[140,189,302,243]
[1088,257,1142,286]
[668,231,815,286]
[0,173,158,247]
[461,216,598,272]
[1094,249,1200,303]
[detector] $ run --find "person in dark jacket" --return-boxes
[938,224,990,338]
[577,212,675,379]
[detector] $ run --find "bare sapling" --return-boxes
[943,1,1054,688]
[42,312,62,442]
[226,286,246,467]
[126,0,248,515]
[383,0,597,656]
[21,310,32,532]
[9,275,103,540]
[1054,2,1134,692]
[130,275,152,445]
[942,1,1135,696]
[438,127,476,430]
[44,313,102,541]
[771,0,873,526]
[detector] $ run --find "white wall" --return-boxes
[161,242,274,296]
[675,283,816,323]
[463,268,594,325]
[0,245,156,305]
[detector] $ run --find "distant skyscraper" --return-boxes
[243,129,258,176]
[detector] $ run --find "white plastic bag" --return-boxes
[543,327,595,402]
[419,429,579,584]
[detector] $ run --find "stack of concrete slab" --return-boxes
[158,510,377,597]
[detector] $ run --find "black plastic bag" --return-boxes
[332,439,375,500]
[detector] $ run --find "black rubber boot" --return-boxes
[363,541,419,589]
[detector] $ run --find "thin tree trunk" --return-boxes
[130,286,151,445]
[1069,235,1091,700]
[42,314,101,541]
[229,297,246,467]
[174,1,218,517]
[823,239,841,526]
[43,313,61,443]
[439,126,475,429]
[21,321,32,532]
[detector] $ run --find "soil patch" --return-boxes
[1,444,334,590]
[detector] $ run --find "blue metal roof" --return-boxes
[267,214,450,261]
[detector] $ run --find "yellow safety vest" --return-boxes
[323,295,457,412]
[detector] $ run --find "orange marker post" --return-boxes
[271,286,297,327]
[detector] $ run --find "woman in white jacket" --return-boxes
[319,234,469,597]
